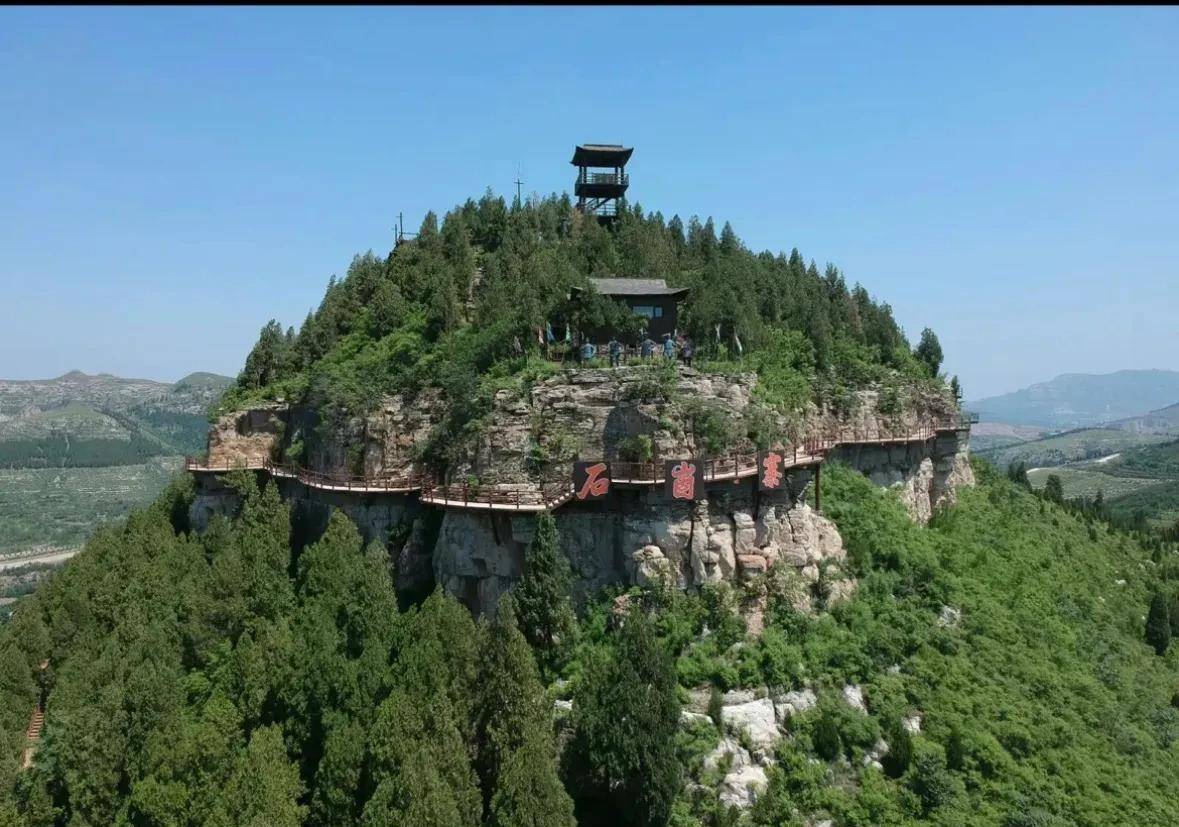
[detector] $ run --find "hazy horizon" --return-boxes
[2,7,1176,399]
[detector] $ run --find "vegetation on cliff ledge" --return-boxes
[4,460,1179,825]
[218,193,948,462]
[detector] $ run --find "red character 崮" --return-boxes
[577,462,610,500]
[761,452,783,489]
[670,461,697,500]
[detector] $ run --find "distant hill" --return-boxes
[0,369,231,555]
[967,369,1179,430]
[1109,402,1179,435]
[0,370,232,466]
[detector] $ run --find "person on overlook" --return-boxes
[662,333,677,361]
[581,340,596,363]
[681,337,694,368]
[640,335,655,360]
[608,336,622,368]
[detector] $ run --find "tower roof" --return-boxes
[571,144,634,167]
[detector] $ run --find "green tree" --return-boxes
[477,599,574,827]
[1146,593,1171,656]
[513,512,577,675]
[570,607,681,827]
[240,319,295,390]
[914,327,944,376]
[1044,474,1065,505]
[950,375,963,404]
[211,724,306,827]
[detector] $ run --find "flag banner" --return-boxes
[665,459,705,501]
[757,451,786,490]
[573,461,612,501]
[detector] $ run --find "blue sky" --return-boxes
[1,6,1176,399]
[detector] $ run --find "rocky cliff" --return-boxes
[194,365,971,617]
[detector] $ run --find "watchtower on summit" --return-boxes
[571,143,632,223]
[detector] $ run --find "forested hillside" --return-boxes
[0,371,232,468]
[0,372,232,556]
[4,460,1179,826]
[220,193,951,468]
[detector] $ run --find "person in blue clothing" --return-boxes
[640,336,655,360]
[608,336,622,368]
[581,340,596,362]
[662,334,677,360]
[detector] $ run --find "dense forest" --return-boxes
[219,194,950,467]
[4,458,1179,826]
[0,434,162,470]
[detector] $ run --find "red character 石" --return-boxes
[761,452,783,489]
[577,462,610,500]
[670,461,697,500]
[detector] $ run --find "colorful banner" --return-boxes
[573,461,612,501]
[664,459,704,501]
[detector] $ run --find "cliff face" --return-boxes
[195,366,971,617]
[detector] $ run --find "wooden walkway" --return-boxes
[186,416,973,513]
[21,660,48,770]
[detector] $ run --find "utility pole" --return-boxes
[514,166,523,208]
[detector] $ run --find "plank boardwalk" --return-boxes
[187,417,973,513]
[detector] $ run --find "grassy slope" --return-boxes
[716,462,1179,826]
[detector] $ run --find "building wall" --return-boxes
[584,294,681,344]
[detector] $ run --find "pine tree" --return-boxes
[477,599,574,827]
[950,375,962,405]
[513,512,577,675]
[1146,593,1171,656]
[1044,475,1065,505]
[915,328,944,377]
[570,607,681,827]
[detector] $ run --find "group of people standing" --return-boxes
[583,333,694,368]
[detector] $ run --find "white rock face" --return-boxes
[903,714,923,734]
[720,698,781,756]
[938,605,962,628]
[773,688,817,721]
[680,710,713,727]
[719,764,769,809]
[704,736,769,810]
[842,684,867,713]
[704,735,752,773]
[206,368,973,616]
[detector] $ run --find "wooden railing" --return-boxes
[185,416,971,511]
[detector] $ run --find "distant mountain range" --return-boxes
[0,370,233,464]
[967,369,1179,430]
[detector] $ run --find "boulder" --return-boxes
[773,688,817,721]
[718,764,768,809]
[842,684,867,713]
[720,698,780,754]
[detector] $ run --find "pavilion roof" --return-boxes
[582,278,690,299]
[570,144,634,167]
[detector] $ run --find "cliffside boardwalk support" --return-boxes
[186,413,975,514]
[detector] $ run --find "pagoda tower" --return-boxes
[571,143,632,223]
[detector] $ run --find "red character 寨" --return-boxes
[761,452,783,489]
[670,461,697,500]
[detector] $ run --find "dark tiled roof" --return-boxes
[585,278,690,297]
[571,144,634,166]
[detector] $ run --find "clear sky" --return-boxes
[2,6,1176,399]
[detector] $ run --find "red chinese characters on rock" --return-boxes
[759,451,785,490]
[665,460,701,501]
[574,461,611,501]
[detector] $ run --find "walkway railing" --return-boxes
[185,415,972,511]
